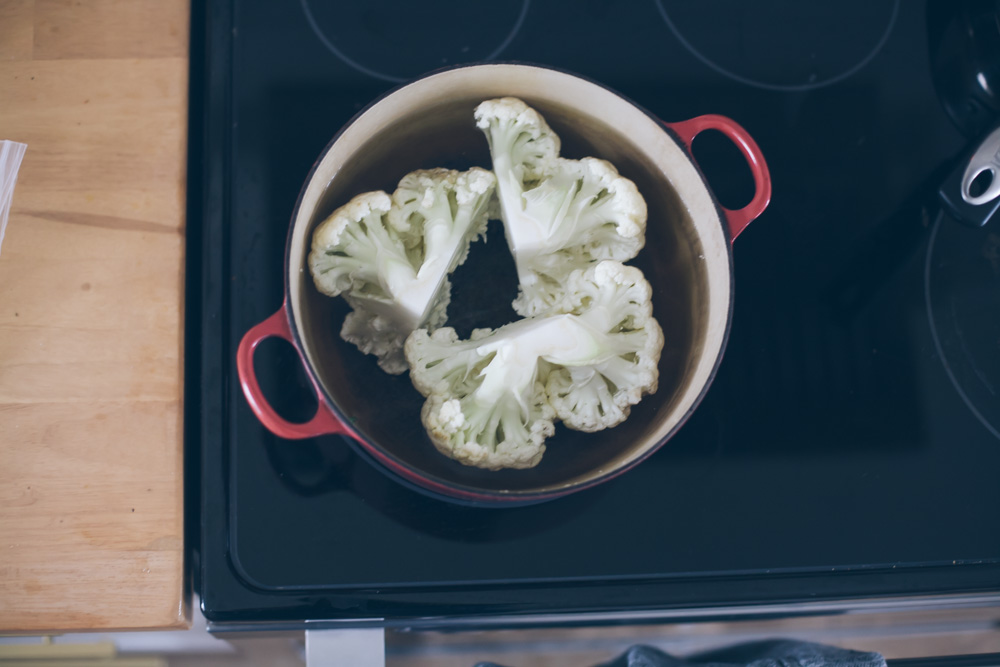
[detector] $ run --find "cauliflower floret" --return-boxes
[544,261,664,432]
[475,98,647,317]
[308,167,496,373]
[473,97,560,183]
[406,323,558,470]
[405,261,662,469]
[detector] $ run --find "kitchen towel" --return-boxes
[0,140,28,257]
[476,639,887,667]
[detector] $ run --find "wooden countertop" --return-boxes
[0,0,189,632]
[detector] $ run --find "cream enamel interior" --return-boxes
[286,64,731,494]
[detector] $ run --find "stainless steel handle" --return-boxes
[961,125,1000,205]
[305,628,385,667]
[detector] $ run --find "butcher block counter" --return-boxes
[0,0,189,631]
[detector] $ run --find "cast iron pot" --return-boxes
[236,63,771,505]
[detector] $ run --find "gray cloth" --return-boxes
[476,639,886,667]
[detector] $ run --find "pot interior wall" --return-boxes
[291,71,719,495]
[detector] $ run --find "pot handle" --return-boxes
[236,305,351,440]
[665,114,772,240]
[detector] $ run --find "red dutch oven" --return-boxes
[237,63,771,505]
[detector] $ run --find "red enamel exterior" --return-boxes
[236,304,352,440]
[665,114,772,241]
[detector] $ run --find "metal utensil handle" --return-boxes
[665,114,772,241]
[236,305,350,440]
[961,124,1000,205]
[939,123,1000,228]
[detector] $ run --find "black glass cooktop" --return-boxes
[191,0,1000,624]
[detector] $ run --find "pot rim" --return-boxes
[280,61,738,504]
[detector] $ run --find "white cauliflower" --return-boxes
[405,261,662,470]
[406,320,559,470]
[308,167,496,373]
[544,261,664,432]
[474,98,648,317]
[308,99,663,473]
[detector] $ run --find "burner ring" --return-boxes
[924,212,1000,441]
[655,0,900,92]
[300,0,531,83]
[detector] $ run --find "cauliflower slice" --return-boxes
[405,261,662,469]
[474,98,647,317]
[308,167,496,373]
[406,322,559,470]
[544,261,664,432]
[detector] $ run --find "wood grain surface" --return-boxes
[0,0,189,632]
